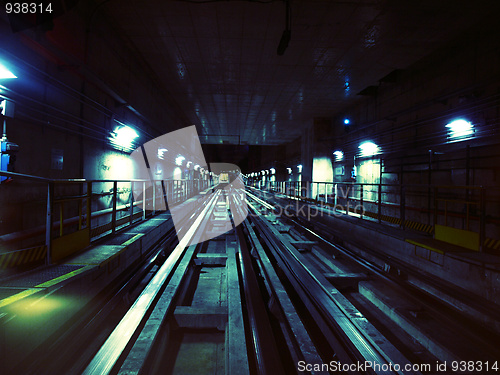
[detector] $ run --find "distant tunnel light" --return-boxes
[157,148,168,160]
[0,63,16,79]
[109,126,138,150]
[270,168,276,174]
[446,119,473,141]
[175,155,185,166]
[344,118,350,125]
[333,150,344,161]
[359,141,380,157]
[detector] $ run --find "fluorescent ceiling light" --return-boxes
[175,155,185,166]
[446,119,473,140]
[157,148,168,160]
[0,63,16,79]
[109,126,138,150]
[359,141,380,157]
[333,150,344,161]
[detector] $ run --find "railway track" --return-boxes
[80,186,422,374]
[15,185,499,374]
[246,188,500,374]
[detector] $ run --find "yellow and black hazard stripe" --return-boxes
[484,238,500,251]
[404,220,434,234]
[0,245,47,269]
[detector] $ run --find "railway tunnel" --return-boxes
[0,1,500,374]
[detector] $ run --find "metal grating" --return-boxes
[0,265,84,288]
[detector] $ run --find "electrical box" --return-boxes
[0,140,19,182]
[1,99,18,183]
[0,100,14,118]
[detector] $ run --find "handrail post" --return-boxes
[152,180,156,214]
[59,202,64,237]
[161,180,168,212]
[130,181,134,225]
[360,184,364,218]
[346,185,349,215]
[444,201,448,226]
[480,187,485,252]
[112,181,117,234]
[433,186,438,229]
[78,200,82,230]
[45,181,54,265]
[87,181,92,237]
[400,184,405,229]
[378,183,382,223]
[142,181,147,220]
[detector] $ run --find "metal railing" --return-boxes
[248,180,500,252]
[0,171,213,266]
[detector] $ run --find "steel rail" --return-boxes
[83,190,221,375]
[246,196,418,375]
[241,217,327,374]
[287,214,500,360]
[228,186,286,375]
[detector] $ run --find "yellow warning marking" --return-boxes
[406,239,445,255]
[0,288,40,309]
[35,265,94,288]
[121,233,144,247]
[435,225,479,251]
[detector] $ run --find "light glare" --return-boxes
[446,119,473,140]
[109,126,139,150]
[175,155,185,166]
[333,150,344,161]
[0,63,16,79]
[157,148,168,160]
[359,141,380,157]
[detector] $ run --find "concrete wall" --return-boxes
[323,23,500,239]
[0,2,188,239]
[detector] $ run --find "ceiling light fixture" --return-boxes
[359,141,380,157]
[109,125,138,150]
[446,119,473,141]
[175,155,185,166]
[0,62,16,79]
[333,150,344,161]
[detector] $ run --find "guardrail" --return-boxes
[249,180,500,253]
[0,171,213,267]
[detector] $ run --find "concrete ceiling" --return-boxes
[101,0,499,145]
